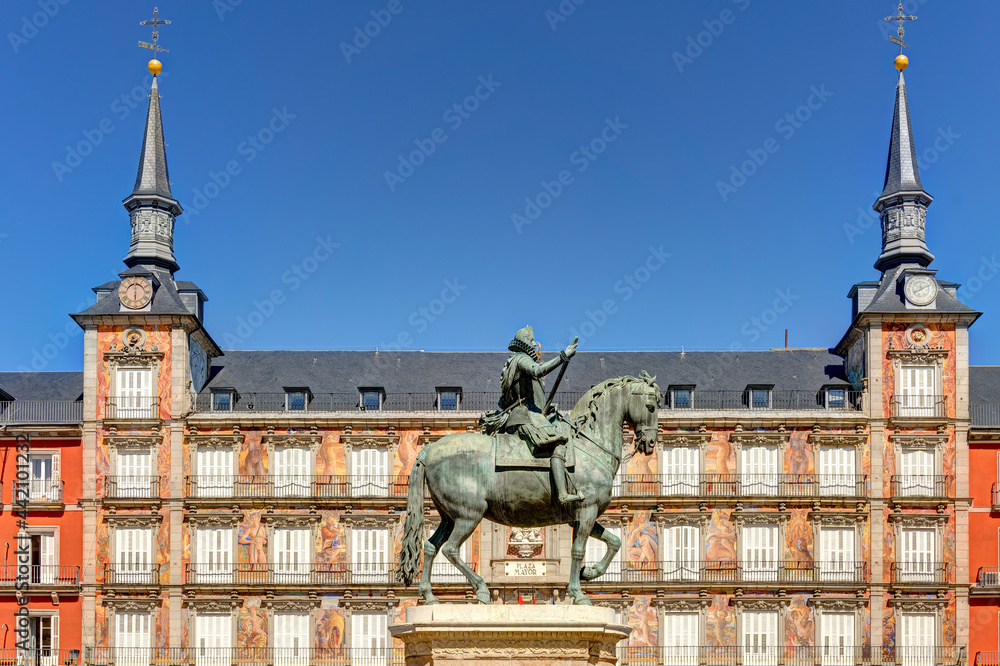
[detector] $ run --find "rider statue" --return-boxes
[499,325,583,504]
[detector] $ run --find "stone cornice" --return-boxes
[808,433,867,447]
[187,433,244,448]
[104,512,162,527]
[186,512,241,527]
[106,433,162,449]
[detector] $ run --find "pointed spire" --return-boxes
[122,73,182,274]
[873,69,933,273]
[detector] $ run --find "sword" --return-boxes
[543,336,577,414]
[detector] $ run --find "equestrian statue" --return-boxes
[396,326,662,605]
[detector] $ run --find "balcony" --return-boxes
[185,475,410,502]
[104,475,160,501]
[195,391,513,413]
[0,400,82,426]
[85,647,405,666]
[891,395,949,420]
[662,390,863,412]
[972,405,1000,428]
[614,474,869,500]
[184,562,397,586]
[976,567,1000,588]
[602,560,867,586]
[620,645,965,666]
[0,564,80,588]
[890,561,950,585]
[977,652,1000,666]
[992,483,1000,511]
[891,475,951,499]
[105,396,160,421]
[0,649,82,665]
[12,479,64,508]
[103,563,159,586]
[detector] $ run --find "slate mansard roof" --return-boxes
[202,348,852,396]
[0,372,83,402]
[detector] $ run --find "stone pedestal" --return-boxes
[390,604,629,666]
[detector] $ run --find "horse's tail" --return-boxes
[395,458,426,586]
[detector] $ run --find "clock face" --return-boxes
[119,277,153,309]
[904,275,937,306]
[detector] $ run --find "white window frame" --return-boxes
[810,514,863,583]
[19,610,59,665]
[734,513,787,584]
[350,611,390,666]
[189,516,238,585]
[21,526,59,585]
[359,389,383,412]
[107,516,159,585]
[662,446,700,495]
[811,599,865,666]
[661,523,700,582]
[285,389,310,412]
[211,390,235,411]
[661,611,700,666]
[25,449,61,502]
[740,608,780,666]
[115,366,155,418]
[437,388,461,411]
[741,445,780,496]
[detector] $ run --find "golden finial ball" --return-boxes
[894,55,909,71]
[148,59,162,76]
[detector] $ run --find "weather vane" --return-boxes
[139,7,170,75]
[884,2,917,55]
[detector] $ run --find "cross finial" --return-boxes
[139,7,171,56]
[884,2,917,54]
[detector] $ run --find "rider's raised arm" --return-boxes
[519,353,564,379]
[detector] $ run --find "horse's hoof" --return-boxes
[423,596,441,605]
[581,566,597,581]
[476,590,492,604]
[570,593,593,606]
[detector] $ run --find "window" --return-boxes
[899,528,935,583]
[26,531,57,585]
[818,527,855,581]
[21,615,58,664]
[899,365,935,416]
[742,525,779,582]
[430,539,468,583]
[662,613,699,666]
[669,386,694,409]
[117,449,154,498]
[274,527,310,583]
[285,390,308,412]
[273,447,311,497]
[351,612,389,666]
[351,447,390,498]
[360,389,383,412]
[748,387,772,410]
[826,388,847,409]
[117,367,154,418]
[584,525,623,581]
[742,446,779,495]
[28,453,60,501]
[898,448,935,497]
[662,447,699,495]
[195,447,234,498]
[115,527,153,584]
[274,613,309,666]
[437,388,460,411]
[899,613,936,666]
[195,614,231,666]
[116,612,151,666]
[211,390,233,411]
[195,526,233,584]
[820,613,855,666]
[661,525,699,581]
[742,610,779,666]
[818,446,856,496]
[352,527,389,583]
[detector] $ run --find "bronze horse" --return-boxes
[396,373,661,605]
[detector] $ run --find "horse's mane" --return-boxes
[572,372,661,430]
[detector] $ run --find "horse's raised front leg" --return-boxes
[567,505,598,605]
[440,516,491,604]
[580,522,621,581]
[418,518,451,605]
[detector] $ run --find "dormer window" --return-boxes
[212,389,234,411]
[746,386,772,410]
[668,386,694,409]
[360,388,384,412]
[437,388,461,411]
[284,389,310,412]
[826,387,847,410]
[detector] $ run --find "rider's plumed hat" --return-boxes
[508,325,538,358]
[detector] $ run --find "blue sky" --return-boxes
[2,0,998,371]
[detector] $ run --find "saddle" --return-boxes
[494,433,575,470]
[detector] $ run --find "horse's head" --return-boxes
[625,371,661,455]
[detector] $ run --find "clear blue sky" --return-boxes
[2,0,998,371]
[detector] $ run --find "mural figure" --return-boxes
[239,512,267,565]
[239,602,267,649]
[243,432,266,478]
[629,597,657,647]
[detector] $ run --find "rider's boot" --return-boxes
[551,449,584,504]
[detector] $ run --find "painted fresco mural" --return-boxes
[95,325,173,420]
[706,595,735,646]
[881,322,956,420]
[629,596,657,647]
[627,510,657,566]
[786,594,814,647]
[317,599,345,652]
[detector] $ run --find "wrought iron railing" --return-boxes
[0,564,79,586]
[0,400,82,425]
[891,394,948,419]
[103,563,159,585]
[972,405,1000,428]
[620,645,965,666]
[84,647,405,666]
[891,475,951,498]
[184,562,396,586]
[890,561,951,584]
[184,475,409,499]
[976,566,1000,587]
[104,475,160,499]
[977,651,1000,666]
[106,396,160,420]
[661,390,862,411]
[609,560,867,585]
[12,479,63,504]
[0,648,82,664]
[614,474,869,498]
